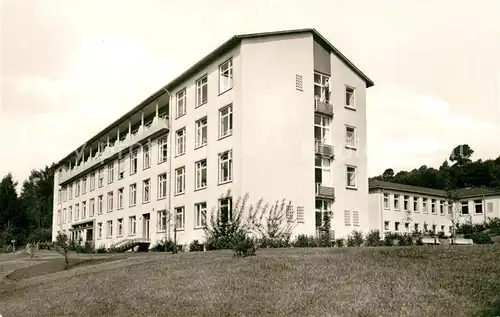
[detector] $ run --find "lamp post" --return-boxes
[11,239,15,253]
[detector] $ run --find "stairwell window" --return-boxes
[129,216,136,235]
[219,150,233,184]
[474,200,483,214]
[345,86,355,109]
[346,165,357,189]
[314,72,330,103]
[175,167,185,195]
[219,105,233,138]
[195,159,207,190]
[129,184,137,206]
[107,220,113,238]
[176,88,186,118]
[158,173,167,199]
[196,75,208,107]
[130,151,138,175]
[98,195,103,214]
[89,198,95,217]
[195,202,207,228]
[175,206,185,230]
[97,222,102,239]
[383,193,390,209]
[345,126,357,149]
[315,199,332,228]
[219,58,233,94]
[117,218,123,237]
[107,192,114,212]
[157,210,167,232]
[98,168,104,187]
[314,115,330,144]
[315,157,331,186]
[118,188,124,209]
[195,117,208,148]
[108,163,114,184]
[143,179,150,203]
[143,144,151,170]
[176,128,186,156]
[158,137,168,163]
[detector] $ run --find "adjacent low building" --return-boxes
[51,28,375,249]
[368,180,500,237]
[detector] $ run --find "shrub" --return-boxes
[397,233,413,246]
[465,232,493,244]
[415,236,424,245]
[96,244,107,253]
[437,231,447,239]
[293,234,317,248]
[335,238,345,248]
[347,230,364,247]
[189,240,204,252]
[232,230,257,257]
[258,237,291,248]
[317,211,332,247]
[37,241,53,250]
[384,232,398,246]
[365,230,383,247]
[151,239,176,252]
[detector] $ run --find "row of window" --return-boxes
[175,58,233,118]
[314,114,357,149]
[315,159,358,189]
[314,72,356,109]
[383,193,494,215]
[384,221,451,233]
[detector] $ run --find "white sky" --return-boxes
[1,0,499,185]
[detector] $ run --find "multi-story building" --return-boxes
[369,180,500,236]
[51,28,375,249]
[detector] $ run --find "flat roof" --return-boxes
[57,28,375,167]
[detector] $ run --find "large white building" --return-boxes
[51,29,375,249]
[369,180,500,237]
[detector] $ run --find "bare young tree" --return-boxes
[445,188,461,244]
[55,230,70,270]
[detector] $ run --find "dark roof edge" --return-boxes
[57,28,374,167]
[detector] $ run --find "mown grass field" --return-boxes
[1,245,499,317]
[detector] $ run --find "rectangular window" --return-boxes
[195,202,207,228]
[219,197,232,223]
[344,210,351,226]
[384,221,390,231]
[403,196,409,211]
[219,104,233,138]
[108,163,114,184]
[143,179,150,203]
[130,151,138,175]
[394,195,400,210]
[314,72,331,103]
[196,75,208,106]
[219,58,233,93]
[431,199,437,214]
[413,197,419,212]
[107,220,113,238]
[195,117,208,148]
[345,86,355,108]
[118,158,125,179]
[352,210,360,227]
[90,172,95,190]
[143,145,151,169]
[315,156,331,185]
[219,150,233,184]
[118,188,124,209]
[98,168,104,187]
[346,166,357,188]
[157,210,167,232]
[195,159,207,190]
[175,167,185,195]
[345,126,356,149]
[82,177,87,194]
[129,216,136,235]
[107,192,113,212]
[395,222,400,231]
[175,206,185,230]
[176,128,186,156]
[423,199,428,213]
[461,202,469,214]
[75,181,80,197]
[414,223,419,232]
[97,222,102,239]
[383,193,389,209]
[474,199,483,214]
[440,201,445,215]
[314,114,331,144]
[315,200,332,228]
[69,206,73,221]
[158,173,167,199]
[75,204,79,220]
[129,183,137,206]
[158,137,168,163]
[82,201,87,219]
[176,88,186,118]
[117,218,123,236]
[89,198,95,217]
[68,183,73,199]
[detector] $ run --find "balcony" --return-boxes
[314,98,334,116]
[315,140,334,158]
[316,183,335,200]
[59,116,169,184]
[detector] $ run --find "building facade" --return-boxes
[51,29,375,249]
[369,180,500,237]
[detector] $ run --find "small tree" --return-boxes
[445,188,461,244]
[54,231,70,269]
[317,211,332,247]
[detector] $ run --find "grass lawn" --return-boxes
[0,245,499,317]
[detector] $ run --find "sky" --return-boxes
[1,0,500,187]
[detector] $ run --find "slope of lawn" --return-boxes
[1,245,499,317]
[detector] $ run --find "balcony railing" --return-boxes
[316,183,335,199]
[314,98,334,116]
[315,140,334,158]
[59,116,169,184]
